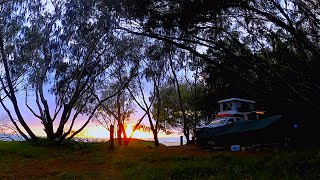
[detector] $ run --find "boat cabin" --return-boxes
[216,98,261,120]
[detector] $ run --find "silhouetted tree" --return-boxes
[0,0,137,142]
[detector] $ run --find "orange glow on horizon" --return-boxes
[81,123,154,139]
[124,124,153,139]
[29,123,178,139]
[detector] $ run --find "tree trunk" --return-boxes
[154,77,161,147]
[153,130,160,147]
[146,109,159,147]
[0,32,38,141]
[55,105,72,141]
[110,125,114,150]
[44,122,55,140]
[116,94,123,145]
[123,129,128,146]
[126,113,147,146]
[120,122,128,146]
[184,128,190,144]
[169,56,190,143]
[193,58,199,143]
[117,126,122,146]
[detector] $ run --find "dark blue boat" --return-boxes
[196,115,282,146]
[195,98,283,146]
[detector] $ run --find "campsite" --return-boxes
[1,0,320,179]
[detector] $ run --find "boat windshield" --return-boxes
[209,118,227,125]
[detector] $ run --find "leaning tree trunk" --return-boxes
[193,58,199,143]
[119,121,129,146]
[116,94,123,145]
[146,109,160,147]
[126,113,147,146]
[0,32,38,141]
[169,56,190,143]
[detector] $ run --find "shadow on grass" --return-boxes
[123,151,320,180]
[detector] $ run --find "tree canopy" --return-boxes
[0,0,320,145]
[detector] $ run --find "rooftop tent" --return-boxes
[218,98,256,104]
[218,98,256,114]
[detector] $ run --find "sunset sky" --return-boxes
[0,86,182,139]
[0,1,187,140]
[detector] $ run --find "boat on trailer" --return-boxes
[195,98,282,146]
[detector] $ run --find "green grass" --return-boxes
[0,140,320,179]
[123,152,320,180]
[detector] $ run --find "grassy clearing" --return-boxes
[0,140,319,179]
[120,149,320,180]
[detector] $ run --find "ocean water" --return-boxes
[142,137,187,146]
[1,134,186,146]
[0,134,24,141]
[75,136,187,146]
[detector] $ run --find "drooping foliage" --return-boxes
[105,0,320,144]
[154,82,217,135]
[1,0,320,145]
[0,0,139,142]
